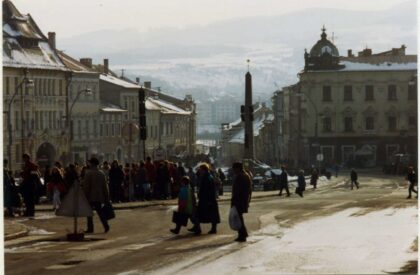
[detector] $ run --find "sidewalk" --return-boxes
[4,219,29,241]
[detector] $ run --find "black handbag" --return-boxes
[102,202,116,220]
[172,211,188,226]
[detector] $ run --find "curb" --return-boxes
[4,223,29,241]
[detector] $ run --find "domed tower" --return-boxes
[304,26,344,71]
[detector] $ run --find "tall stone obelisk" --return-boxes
[244,62,254,160]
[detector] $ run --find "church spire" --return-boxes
[321,25,327,40]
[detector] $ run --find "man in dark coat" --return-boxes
[83,157,110,233]
[20,154,40,217]
[406,166,418,199]
[278,166,290,197]
[350,168,359,190]
[192,163,220,235]
[310,168,319,189]
[109,160,124,203]
[231,162,252,242]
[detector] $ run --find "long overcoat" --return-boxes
[231,172,252,214]
[197,172,220,224]
[83,167,110,204]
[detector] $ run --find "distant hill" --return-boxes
[59,0,417,101]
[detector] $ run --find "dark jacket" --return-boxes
[109,167,124,186]
[197,172,220,224]
[135,167,147,185]
[231,171,252,214]
[298,174,306,189]
[83,167,110,203]
[310,171,318,184]
[351,170,358,181]
[20,161,39,199]
[280,171,288,186]
[407,171,417,184]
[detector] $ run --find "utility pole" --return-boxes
[138,87,147,160]
[20,69,28,155]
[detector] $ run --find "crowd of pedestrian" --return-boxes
[3,153,418,242]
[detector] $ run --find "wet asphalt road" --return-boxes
[4,174,417,275]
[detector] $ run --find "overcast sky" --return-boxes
[12,0,411,38]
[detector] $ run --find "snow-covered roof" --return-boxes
[57,51,97,73]
[225,104,264,130]
[100,74,142,89]
[147,97,191,115]
[100,102,127,113]
[339,61,417,72]
[3,38,68,70]
[229,114,269,144]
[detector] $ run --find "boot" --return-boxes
[208,223,217,234]
[170,224,181,234]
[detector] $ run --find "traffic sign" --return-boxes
[316,154,324,162]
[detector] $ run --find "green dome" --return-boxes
[309,27,339,57]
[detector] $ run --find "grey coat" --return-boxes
[83,167,110,203]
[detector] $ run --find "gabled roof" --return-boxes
[3,0,44,40]
[3,38,68,70]
[2,1,68,71]
[57,50,98,74]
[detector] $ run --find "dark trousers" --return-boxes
[351,180,359,190]
[23,195,35,217]
[279,184,290,196]
[110,184,120,203]
[408,182,418,197]
[87,202,109,232]
[238,212,248,239]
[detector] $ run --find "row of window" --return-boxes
[322,84,417,102]
[74,122,161,140]
[322,116,416,132]
[11,110,65,131]
[3,77,65,96]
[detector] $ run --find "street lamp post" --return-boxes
[67,88,92,163]
[6,69,34,170]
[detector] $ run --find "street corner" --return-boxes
[4,219,29,241]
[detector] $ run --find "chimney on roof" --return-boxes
[347,49,353,57]
[80,58,92,68]
[144,81,151,89]
[104,59,109,74]
[48,32,56,50]
[136,77,140,84]
[401,44,406,55]
[392,45,406,56]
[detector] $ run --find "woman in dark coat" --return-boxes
[192,163,220,235]
[296,170,306,197]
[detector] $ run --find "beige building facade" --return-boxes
[3,1,70,171]
[277,27,417,168]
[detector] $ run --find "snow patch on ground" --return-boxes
[153,207,417,274]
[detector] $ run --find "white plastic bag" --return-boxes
[229,206,242,231]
